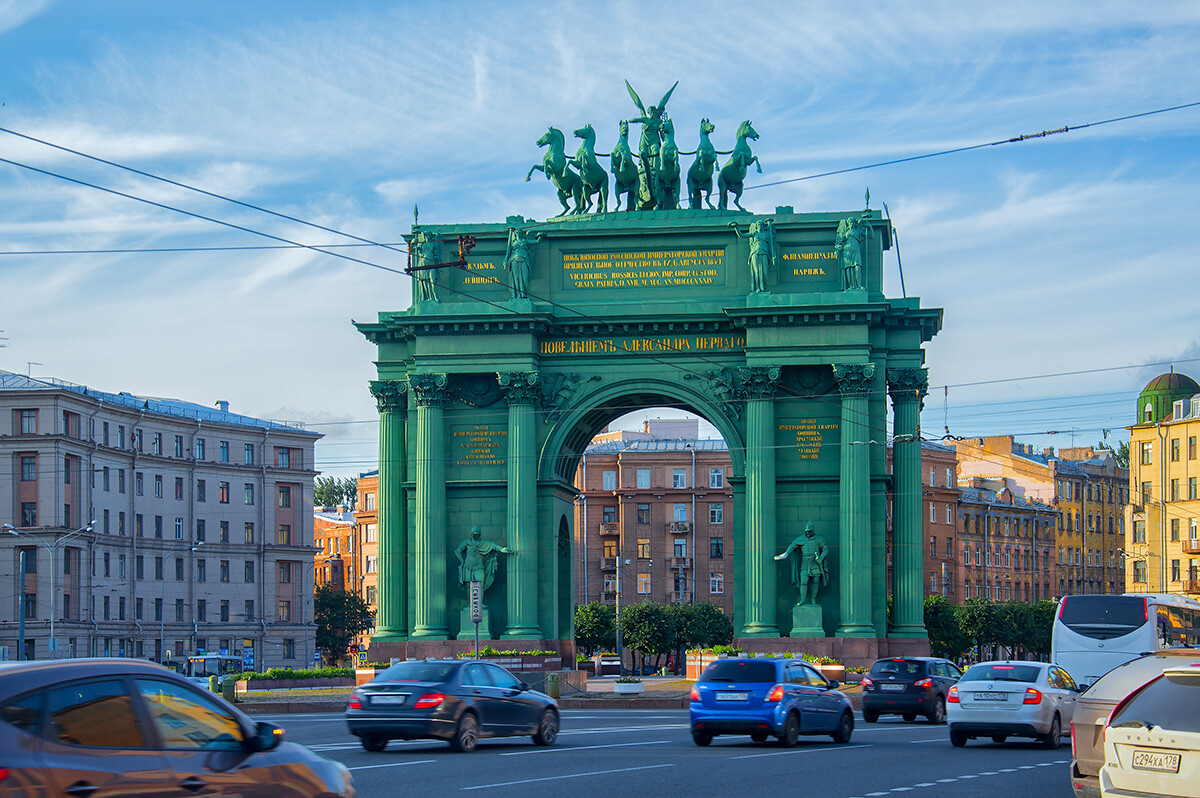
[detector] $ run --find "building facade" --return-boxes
[314,506,355,590]
[573,421,735,618]
[1126,372,1200,595]
[958,480,1058,602]
[1,371,319,668]
[955,435,1127,596]
[353,471,379,653]
[921,443,962,600]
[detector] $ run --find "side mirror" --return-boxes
[518,681,530,692]
[1077,683,1090,693]
[826,680,840,690]
[252,721,284,752]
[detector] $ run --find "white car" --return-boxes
[947,660,1079,748]
[1100,664,1200,797]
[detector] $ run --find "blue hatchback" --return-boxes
[689,658,855,746]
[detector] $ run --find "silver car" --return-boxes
[947,660,1079,748]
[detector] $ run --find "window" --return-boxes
[20,455,36,481]
[1133,560,1147,583]
[1141,481,1152,503]
[364,523,377,542]
[637,538,651,559]
[135,555,144,580]
[220,521,230,543]
[244,522,254,543]
[277,524,291,545]
[930,536,937,558]
[18,409,37,434]
[277,600,291,622]
[673,537,687,557]
[929,502,936,523]
[219,440,229,463]
[244,443,254,465]
[636,468,650,489]
[154,515,163,539]
[244,561,255,582]
[1172,479,1181,502]
[175,599,184,621]
[709,468,724,488]
[929,468,936,487]
[946,468,954,488]
[710,537,724,558]
[1190,436,1197,460]
[219,600,230,622]
[636,504,651,524]
[963,545,970,566]
[601,506,616,523]
[602,470,616,490]
[152,432,162,455]
[135,471,144,496]
[1133,519,1146,544]
[136,597,144,619]
[710,573,724,594]
[1140,441,1153,465]
[673,503,688,522]
[196,599,206,622]
[154,474,163,498]
[244,600,255,620]
[196,559,206,582]
[196,519,206,542]
[364,493,376,511]
[603,540,617,558]
[365,585,377,605]
[278,485,291,508]
[365,555,377,573]
[946,505,953,524]
[1172,438,1181,461]
[709,503,724,524]
[118,469,126,494]
[173,517,183,539]
[155,556,164,580]
[1191,477,1198,501]
[175,557,184,580]
[218,482,230,503]
[278,561,292,583]
[673,468,687,488]
[636,573,650,594]
[174,477,184,500]
[1172,559,1181,582]
[46,679,147,748]
[215,559,228,583]
[244,483,254,505]
[20,502,36,526]
[194,438,205,460]
[602,574,617,592]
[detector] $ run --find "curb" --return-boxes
[236,694,862,714]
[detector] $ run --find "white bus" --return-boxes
[1052,593,1200,688]
[185,653,243,686]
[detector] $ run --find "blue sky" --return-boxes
[2,1,1198,476]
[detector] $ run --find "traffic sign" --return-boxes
[470,580,483,623]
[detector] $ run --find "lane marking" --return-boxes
[347,759,436,771]
[500,740,670,756]
[848,759,1072,796]
[907,738,947,744]
[731,743,872,760]
[461,763,674,790]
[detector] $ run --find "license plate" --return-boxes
[973,692,1006,701]
[1132,749,1181,774]
[880,683,905,691]
[716,692,749,701]
[370,695,408,705]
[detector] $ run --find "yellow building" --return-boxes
[1126,372,1200,595]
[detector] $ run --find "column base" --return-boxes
[370,629,409,643]
[409,626,449,640]
[835,624,877,638]
[503,625,544,639]
[887,624,927,638]
[739,623,782,638]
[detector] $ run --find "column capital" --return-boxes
[409,373,449,407]
[369,380,408,413]
[498,371,540,405]
[886,368,928,408]
[833,363,875,396]
[738,365,782,400]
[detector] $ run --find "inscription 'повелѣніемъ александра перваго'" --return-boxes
[563,249,724,289]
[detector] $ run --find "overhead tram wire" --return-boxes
[743,100,1200,192]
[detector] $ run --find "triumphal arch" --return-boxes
[357,88,942,662]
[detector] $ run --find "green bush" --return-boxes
[455,647,556,658]
[236,667,354,681]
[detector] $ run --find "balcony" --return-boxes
[602,591,617,603]
[599,523,619,536]
[1182,580,1200,594]
[671,591,691,603]
[671,556,691,570]
[669,522,690,533]
[600,557,617,571]
[1183,539,1200,555]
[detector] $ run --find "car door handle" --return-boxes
[179,776,208,793]
[65,783,97,798]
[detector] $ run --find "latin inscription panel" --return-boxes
[562,249,726,290]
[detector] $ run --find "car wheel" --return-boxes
[778,712,800,747]
[863,708,879,723]
[750,731,769,743]
[360,733,388,752]
[991,735,1007,744]
[950,729,968,747]
[926,698,945,724]
[692,731,713,746]
[1040,715,1061,750]
[902,712,916,722]
[533,709,558,746]
[831,711,854,744]
[450,712,479,753]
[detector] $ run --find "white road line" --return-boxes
[460,763,675,790]
[857,760,1072,795]
[560,723,689,736]
[346,759,436,771]
[731,743,872,760]
[500,740,670,756]
[907,738,947,744]
[913,783,936,787]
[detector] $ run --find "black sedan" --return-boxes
[345,659,559,753]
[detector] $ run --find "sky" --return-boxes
[2,1,1199,477]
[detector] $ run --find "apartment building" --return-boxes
[958,479,1058,602]
[1,371,319,668]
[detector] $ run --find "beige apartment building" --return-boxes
[1127,372,1200,595]
[573,420,734,617]
[1,371,319,668]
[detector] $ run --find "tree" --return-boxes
[924,595,970,660]
[619,601,673,674]
[574,601,616,656]
[957,598,1003,657]
[314,476,359,509]
[1016,599,1056,657]
[1095,439,1129,469]
[314,584,375,667]
[339,476,359,509]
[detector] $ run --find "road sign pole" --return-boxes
[470,580,483,660]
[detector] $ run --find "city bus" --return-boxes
[1052,593,1200,688]
[185,653,243,686]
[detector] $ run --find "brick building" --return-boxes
[313,506,355,590]
[957,479,1058,602]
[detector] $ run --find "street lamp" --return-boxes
[5,519,95,659]
[158,541,202,666]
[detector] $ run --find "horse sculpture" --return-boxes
[687,118,718,209]
[718,120,761,211]
[572,124,609,214]
[654,118,680,210]
[526,127,584,215]
[611,120,640,212]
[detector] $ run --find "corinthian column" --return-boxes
[409,373,449,639]
[834,363,876,637]
[888,368,929,636]
[740,365,781,637]
[499,371,542,638]
[368,380,408,640]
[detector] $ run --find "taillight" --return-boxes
[414,692,445,709]
[1070,720,1077,759]
[765,684,785,702]
[861,676,873,688]
[947,686,959,703]
[1023,688,1042,704]
[915,678,933,688]
[689,686,700,702]
[0,768,8,783]
[1142,598,1148,622]
[348,692,362,710]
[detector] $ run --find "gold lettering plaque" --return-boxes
[452,424,507,467]
[540,334,745,356]
[562,249,725,289]
[778,419,837,460]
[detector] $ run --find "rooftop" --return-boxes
[584,437,729,455]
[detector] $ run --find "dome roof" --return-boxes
[1141,372,1200,394]
[1136,371,1200,424]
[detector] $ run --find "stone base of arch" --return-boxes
[731,636,930,670]
[366,638,577,669]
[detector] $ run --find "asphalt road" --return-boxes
[267,709,1076,798]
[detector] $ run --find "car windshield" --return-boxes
[1059,595,1146,640]
[1110,671,1200,733]
[376,661,457,683]
[699,661,777,684]
[961,664,1041,683]
[870,659,923,677]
